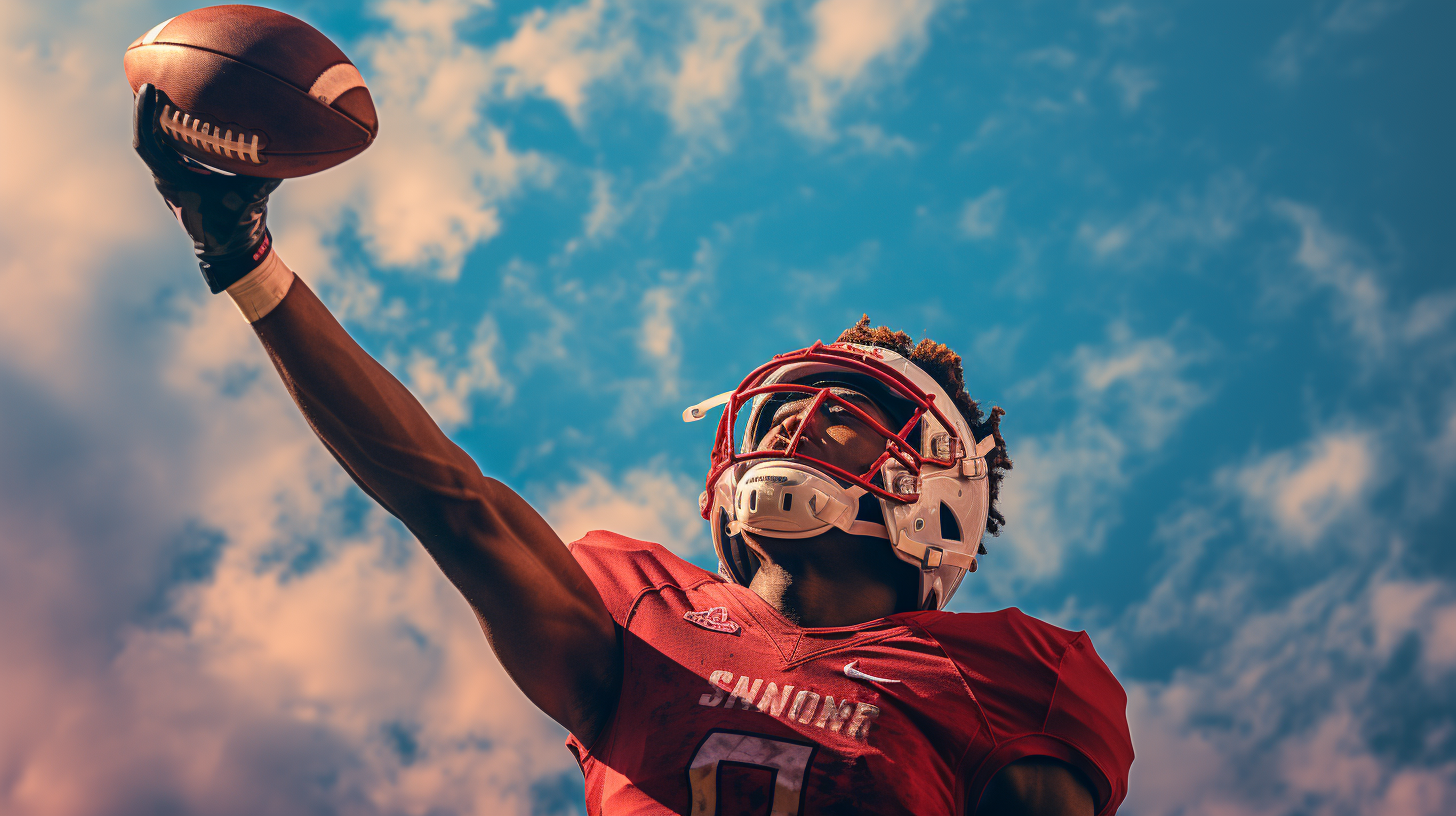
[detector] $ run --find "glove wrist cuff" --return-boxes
[200,230,273,294]
[227,248,295,323]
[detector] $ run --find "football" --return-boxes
[123,5,377,178]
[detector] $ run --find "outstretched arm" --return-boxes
[258,274,621,742]
[132,85,621,744]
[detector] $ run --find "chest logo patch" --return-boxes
[684,606,741,634]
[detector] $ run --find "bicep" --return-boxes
[424,477,622,746]
[974,757,1096,816]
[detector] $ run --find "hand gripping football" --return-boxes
[124,5,377,178]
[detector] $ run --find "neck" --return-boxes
[743,529,920,628]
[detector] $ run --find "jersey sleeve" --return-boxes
[567,531,720,626]
[972,628,1132,815]
[914,610,1133,815]
[1040,632,1133,814]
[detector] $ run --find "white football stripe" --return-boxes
[140,17,175,46]
[307,62,367,105]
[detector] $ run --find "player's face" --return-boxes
[753,390,894,476]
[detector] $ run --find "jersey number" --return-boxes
[687,730,818,816]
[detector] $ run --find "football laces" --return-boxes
[158,104,264,164]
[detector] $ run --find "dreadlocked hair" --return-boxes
[835,316,1011,552]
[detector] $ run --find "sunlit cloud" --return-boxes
[544,466,709,558]
[791,0,942,138]
[1227,430,1374,546]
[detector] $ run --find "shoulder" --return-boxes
[567,530,723,624]
[904,608,1134,815]
[904,607,1086,678]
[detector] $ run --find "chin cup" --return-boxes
[725,460,887,540]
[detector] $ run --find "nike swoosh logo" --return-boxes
[844,660,901,684]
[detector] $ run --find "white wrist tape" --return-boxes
[226,249,295,322]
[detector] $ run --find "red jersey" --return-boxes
[565,531,1133,816]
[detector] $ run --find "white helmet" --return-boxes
[683,341,997,610]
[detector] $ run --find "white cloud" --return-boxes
[639,285,679,364]
[544,466,709,558]
[845,123,917,156]
[1124,567,1456,816]
[1272,199,1390,354]
[664,0,768,138]
[1020,45,1077,68]
[1074,327,1207,449]
[1266,0,1406,85]
[1267,200,1456,370]
[0,0,174,397]
[487,0,637,125]
[0,264,572,816]
[583,169,625,239]
[959,187,1006,240]
[1077,171,1256,268]
[404,315,512,430]
[1107,63,1157,111]
[1228,431,1374,545]
[792,0,942,138]
[991,326,1207,587]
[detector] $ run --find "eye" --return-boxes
[770,398,813,426]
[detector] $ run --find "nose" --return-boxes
[768,414,804,450]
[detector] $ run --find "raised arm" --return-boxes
[132,85,621,744]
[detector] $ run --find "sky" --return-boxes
[0,0,1452,813]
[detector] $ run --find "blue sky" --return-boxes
[0,0,1452,813]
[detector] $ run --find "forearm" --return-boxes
[237,254,490,546]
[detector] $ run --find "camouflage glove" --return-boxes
[132,83,282,293]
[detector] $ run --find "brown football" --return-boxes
[124,5,377,178]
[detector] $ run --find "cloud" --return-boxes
[663,0,768,138]
[845,123,916,156]
[487,0,637,125]
[1124,567,1456,816]
[639,285,679,364]
[1272,199,1390,354]
[583,169,625,240]
[1077,171,1256,268]
[0,281,576,816]
[959,187,1007,240]
[1106,63,1156,111]
[1020,45,1078,69]
[991,325,1208,587]
[1227,430,1374,545]
[544,466,710,558]
[0,0,176,395]
[402,315,513,430]
[791,0,942,138]
[1266,0,1407,85]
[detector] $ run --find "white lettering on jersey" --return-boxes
[696,670,881,741]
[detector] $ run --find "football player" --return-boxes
[133,84,1133,815]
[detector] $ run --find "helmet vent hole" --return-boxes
[748,490,757,512]
[782,493,793,512]
[939,502,962,542]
